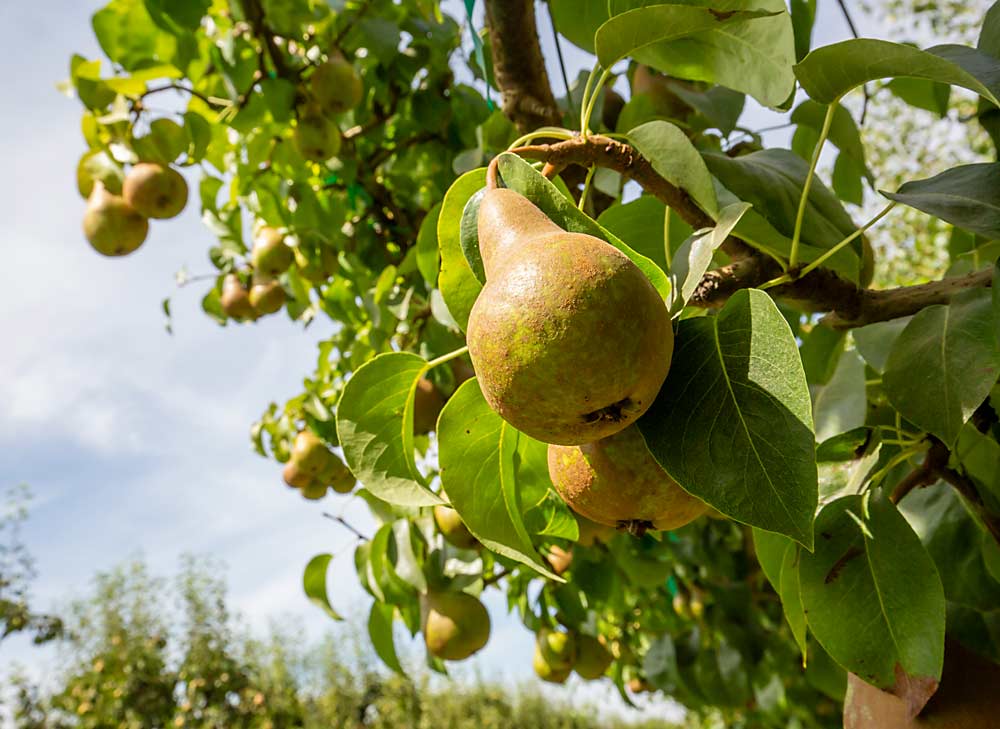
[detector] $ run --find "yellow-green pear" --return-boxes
[294,112,342,162]
[249,273,286,316]
[421,591,490,661]
[122,162,188,219]
[433,505,478,550]
[574,635,613,680]
[534,643,572,684]
[291,430,332,476]
[82,183,149,257]
[283,461,313,489]
[536,628,576,671]
[252,227,293,275]
[310,57,363,115]
[220,274,255,320]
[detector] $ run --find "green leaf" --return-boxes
[459,189,486,284]
[812,349,867,443]
[604,0,796,108]
[369,602,404,673]
[816,427,871,463]
[832,153,865,206]
[790,0,816,61]
[336,352,442,507]
[303,554,343,620]
[798,494,945,689]
[886,77,951,117]
[668,84,745,136]
[883,163,1000,239]
[597,196,670,273]
[495,153,671,298]
[852,318,911,373]
[779,542,808,657]
[753,527,793,590]
[133,118,187,164]
[437,379,559,579]
[795,39,1000,106]
[800,324,846,386]
[438,169,486,331]
[791,100,872,183]
[628,120,719,217]
[883,290,1000,446]
[639,289,818,547]
[416,203,441,287]
[668,202,751,314]
[77,150,125,198]
[548,0,609,53]
[93,0,178,72]
[144,0,210,31]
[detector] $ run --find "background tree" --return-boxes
[62,0,1000,726]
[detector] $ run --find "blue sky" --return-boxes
[0,0,859,720]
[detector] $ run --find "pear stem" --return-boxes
[486,155,501,190]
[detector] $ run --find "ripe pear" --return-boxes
[283,461,313,489]
[421,591,490,661]
[122,162,188,219]
[844,640,1000,728]
[433,505,478,550]
[534,643,572,684]
[574,634,613,680]
[220,274,255,320]
[82,183,149,256]
[301,481,329,501]
[467,189,672,445]
[575,513,614,546]
[291,430,332,476]
[249,273,286,316]
[319,454,354,494]
[252,227,293,275]
[548,424,708,532]
[413,378,446,435]
[537,628,577,672]
[546,545,573,576]
[310,57,363,115]
[294,113,342,162]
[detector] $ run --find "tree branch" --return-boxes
[241,0,294,80]
[483,0,561,131]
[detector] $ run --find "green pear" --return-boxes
[301,481,329,501]
[310,57,363,115]
[548,424,708,533]
[291,430,332,476]
[294,112,342,162]
[468,189,672,445]
[82,183,149,257]
[433,505,478,550]
[122,162,188,220]
[536,628,576,672]
[413,378,445,435]
[252,227,293,275]
[574,634,613,680]
[248,273,286,316]
[318,453,355,494]
[533,643,572,684]
[220,274,255,320]
[421,591,490,661]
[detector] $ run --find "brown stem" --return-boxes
[323,512,370,541]
[890,440,947,504]
[935,466,1000,547]
[242,0,294,79]
[483,0,561,131]
[482,568,509,587]
[138,83,227,110]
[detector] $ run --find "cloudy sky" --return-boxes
[0,0,862,720]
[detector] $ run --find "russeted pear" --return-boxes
[546,545,573,576]
[421,591,490,661]
[574,634,613,680]
[83,183,149,256]
[548,424,708,532]
[310,57,363,115]
[844,639,1000,728]
[433,505,478,549]
[467,189,672,445]
[537,628,576,672]
[283,461,314,489]
[220,274,255,320]
[122,162,188,219]
[294,113,342,162]
[533,643,572,684]
[291,430,331,475]
[413,378,445,435]
[252,227,293,275]
[249,273,286,316]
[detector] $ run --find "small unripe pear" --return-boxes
[291,430,332,476]
[283,461,313,489]
[220,274,255,320]
[249,274,286,316]
[122,163,188,219]
[413,378,446,435]
[536,628,577,671]
[252,227,293,275]
[294,113,342,162]
[574,635,613,680]
[318,453,354,494]
[82,183,148,256]
[433,505,478,550]
[534,643,572,684]
[301,481,329,500]
[421,591,490,661]
[310,57,363,115]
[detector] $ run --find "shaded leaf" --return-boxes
[303,554,343,620]
[883,163,1000,239]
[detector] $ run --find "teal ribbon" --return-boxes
[464,0,495,110]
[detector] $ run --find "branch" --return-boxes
[322,512,370,541]
[241,0,294,80]
[483,0,561,131]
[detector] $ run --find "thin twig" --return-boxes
[332,0,375,49]
[323,512,370,541]
[833,0,871,123]
[482,568,509,587]
[547,4,575,120]
[139,83,229,110]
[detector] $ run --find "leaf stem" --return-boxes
[579,62,602,135]
[581,68,612,137]
[578,166,597,212]
[507,127,574,150]
[426,346,470,370]
[798,202,895,278]
[867,441,929,489]
[789,99,839,268]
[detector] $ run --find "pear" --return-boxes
[319,454,355,494]
[574,635,613,680]
[301,481,329,501]
[844,639,1000,728]
[537,628,576,672]
[433,505,478,549]
[533,643,572,684]
[310,57,363,115]
[546,545,573,576]
[220,274,255,320]
[252,227,293,275]
[575,513,614,547]
[421,591,490,661]
[291,430,332,476]
[293,238,339,283]
[249,273,286,316]
[294,112,342,162]
[548,424,708,532]
[82,183,149,256]
[282,461,313,489]
[467,189,672,445]
[122,163,188,219]
[413,378,446,435]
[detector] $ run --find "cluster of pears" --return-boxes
[83,162,188,256]
[420,590,491,662]
[533,627,614,684]
[281,429,354,500]
[294,56,363,163]
[220,227,293,321]
[467,187,708,533]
